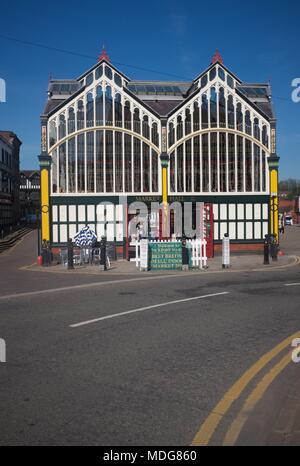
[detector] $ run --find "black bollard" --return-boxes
[41,239,47,266]
[67,238,74,270]
[270,235,278,261]
[263,234,270,265]
[182,237,189,271]
[100,236,107,271]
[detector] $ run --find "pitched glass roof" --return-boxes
[49,81,82,95]
[127,83,190,96]
[237,86,269,98]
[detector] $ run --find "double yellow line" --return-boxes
[191,331,299,446]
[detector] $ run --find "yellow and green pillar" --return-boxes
[38,154,51,244]
[268,155,280,241]
[160,152,169,238]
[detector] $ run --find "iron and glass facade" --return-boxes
[40,53,279,250]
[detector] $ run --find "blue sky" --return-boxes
[0,0,299,180]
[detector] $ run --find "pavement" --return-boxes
[0,226,300,445]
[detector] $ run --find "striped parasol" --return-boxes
[73,226,97,247]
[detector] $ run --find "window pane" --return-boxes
[245,139,252,191]
[68,137,76,192]
[210,133,218,191]
[202,134,209,192]
[124,134,132,192]
[87,131,94,192]
[133,137,141,192]
[96,130,104,192]
[105,130,113,192]
[59,143,66,193]
[193,136,200,192]
[77,134,85,192]
[115,131,123,192]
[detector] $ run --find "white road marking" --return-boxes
[69,291,230,328]
[0,274,200,300]
[284,283,300,287]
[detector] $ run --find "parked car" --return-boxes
[285,215,293,226]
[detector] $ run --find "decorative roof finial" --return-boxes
[212,49,223,64]
[98,45,110,62]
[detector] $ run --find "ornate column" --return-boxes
[38,119,51,243]
[268,120,280,241]
[160,124,169,238]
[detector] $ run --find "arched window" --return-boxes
[201,74,208,88]
[68,137,76,192]
[49,120,57,148]
[185,108,191,135]
[86,92,94,127]
[245,110,252,136]
[209,67,216,81]
[219,87,226,127]
[96,86,103,124]
[52,149,57,193]
[262,125,268,148]
[86,131,94,192]
[151,122,159,147]
[202,134,209,191]
[227,95,234,128]
[133,137,141,191]
[105,130,113,192]
[170,151,175,192]
[193,101,200,131]
[177,115,183,140]
[177,144,184,192]
[95,65,103,80]
[227,75,234,89]
[210,132,218,191]
[115,131,123,192]
[96,130,104,192]
[185,139,192,192]
[104,65,113,80]
[77,100,84,130]
[114,73,122,87]
[245,139,252,191]
[262,150,266,191]
[254,118,260,141]
[114,93,122,127]
[124,101,131,130]
[133,108,140,134]
[142,115,150,139]
[105,86,113,125]
[228,133,235,191]
[86,72,93,86]
[218,67,225,81]
[143,142,150,192]
[236,102,243,132]
[193,136,200,192]
[124,133,132,192]
[168,122,174,147]
[237,135,244,192]
[219,132,226,192]
[210,87,217,127]
[201,94,208,129]
[77,134,85,192]
[59,143,66,192]
[59,114,66,139]
[68,108,75,134]
[254,144,261,192]
[151,150,158,192]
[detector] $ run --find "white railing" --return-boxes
[130,238,207,270]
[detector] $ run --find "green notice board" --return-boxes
[149,242,182,270]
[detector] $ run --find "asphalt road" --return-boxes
[0,228,300,445]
